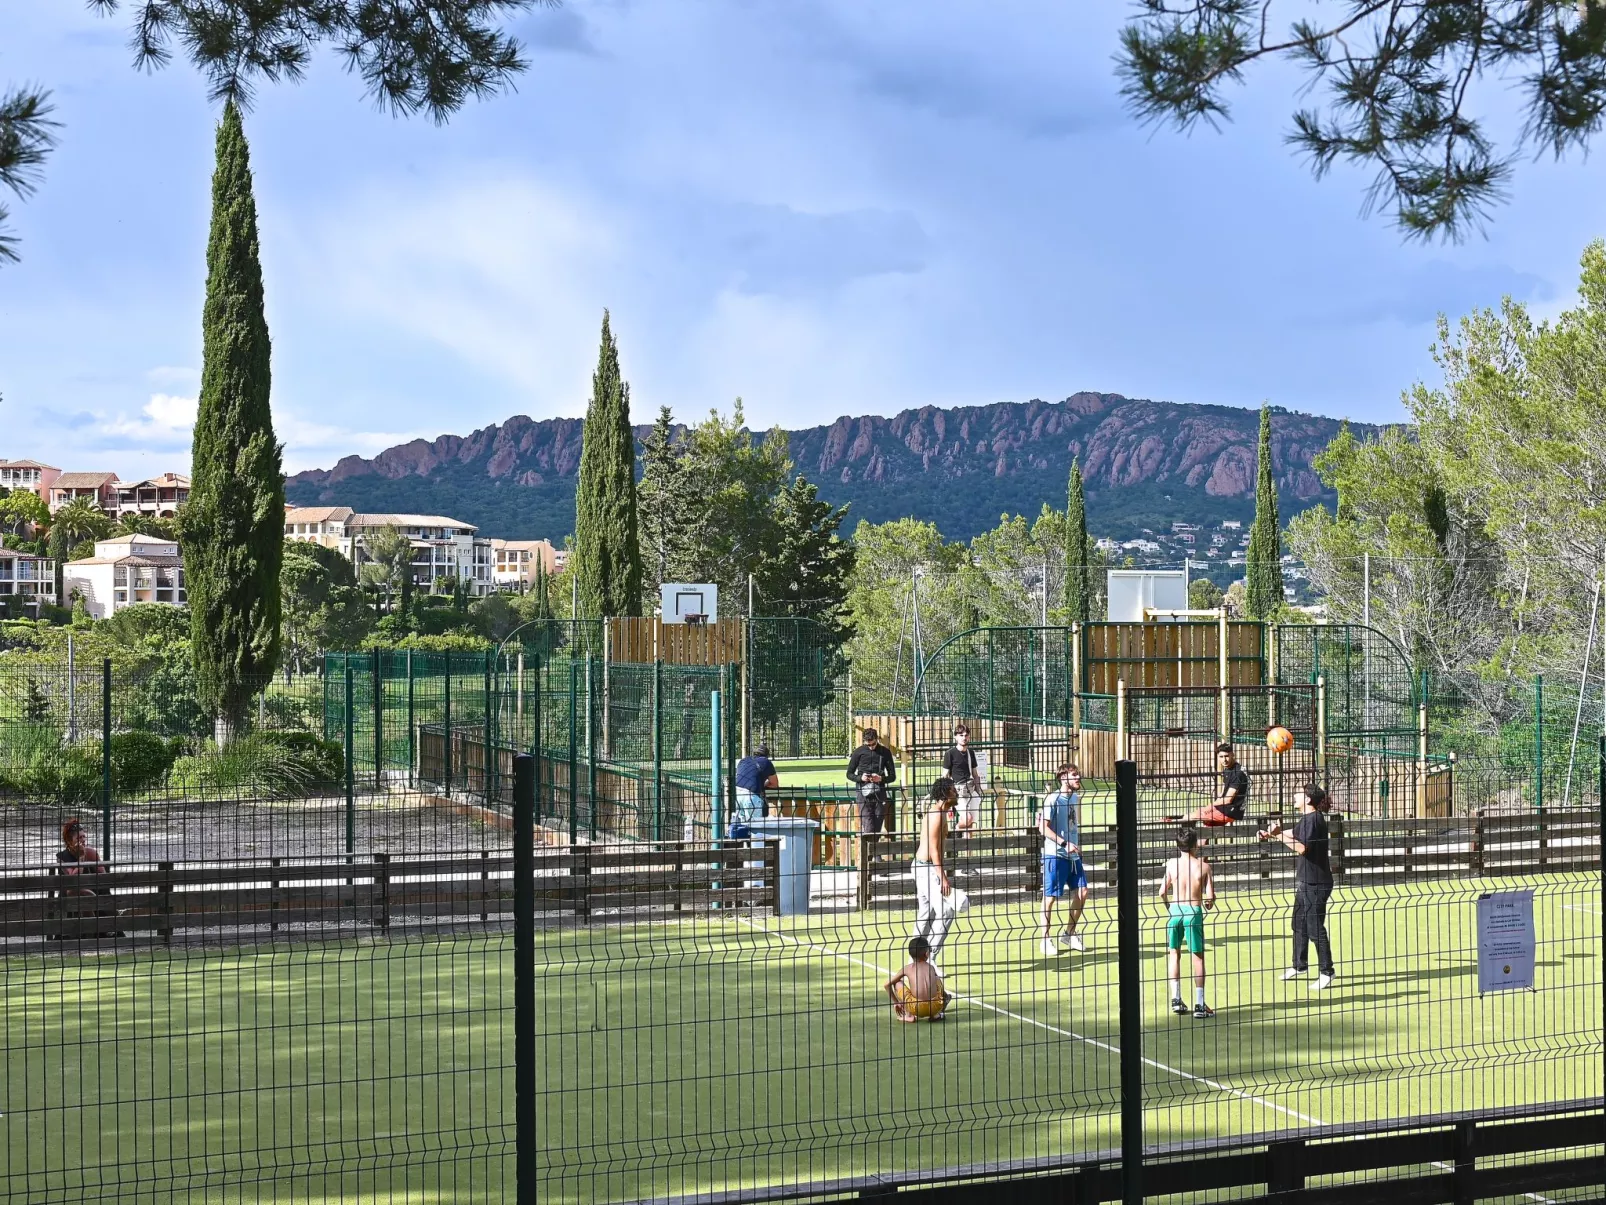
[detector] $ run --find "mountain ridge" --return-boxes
[286,392,1377,542]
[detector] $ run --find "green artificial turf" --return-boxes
[4,876,1599,1203]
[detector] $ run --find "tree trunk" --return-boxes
[214,713,237,750]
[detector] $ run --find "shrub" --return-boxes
[108,731,182,794]
[256,730,345,784]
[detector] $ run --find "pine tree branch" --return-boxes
[1118,0,1606,240]
[90,0,555,120]
[0,86,59,264]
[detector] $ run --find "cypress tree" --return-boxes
[1063,458,1091,623]
[573,310,643,618]
[1245,405,1283,619]
[184,101,283,745]
[49,521,67,603]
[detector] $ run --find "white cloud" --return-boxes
[100,393,197,447]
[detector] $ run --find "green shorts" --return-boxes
[1167,904,1206,956]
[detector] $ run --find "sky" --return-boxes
[3,1,1603,480]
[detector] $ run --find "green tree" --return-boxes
[673,401,793,612]
[51,496,113,547]
[1063,458,1091,624]
[1188,578,1225,611]
[362,525,414,616]
[1119,1,1606,240]
[183,102,283,746]
[757,476,855,628]
[845,518,973,710]
[49,522,68,602]
[637,405,689,598]
[281,542,372,672]
[0,490,48,537]
[1245,406,1283,619]
[118,514,179,539]
[573,311,642,618]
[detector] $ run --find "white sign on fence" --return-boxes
[1476,889,1536,994]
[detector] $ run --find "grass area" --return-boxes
[4,876,1599,1203]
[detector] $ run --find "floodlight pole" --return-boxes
[1115,758,1142,1204]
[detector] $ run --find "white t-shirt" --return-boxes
[1039,790,1080,859]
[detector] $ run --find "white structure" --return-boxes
[283,506,493,595]
[660,583,718,624]
[1105,570,1188,621]
[64,534,185,619]
[0,551,56,613]
[491,539,561,591]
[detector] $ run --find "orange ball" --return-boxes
[1267,726,1294,755]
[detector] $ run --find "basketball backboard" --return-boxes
[660,583,718,624]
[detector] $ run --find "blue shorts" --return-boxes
[1043,855,1086,898]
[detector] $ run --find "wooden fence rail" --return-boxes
[858,811,1602,907]
[0,842,780,942]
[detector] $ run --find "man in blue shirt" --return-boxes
[734,743,778,826]
[1037,764,1088,958]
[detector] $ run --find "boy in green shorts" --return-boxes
[1158,825,1216,1019]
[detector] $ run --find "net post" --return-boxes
[373,647,383,787]
[711,689,724,839]
[1116,679,1128,764]
[512,750,538,1205]
[1115,757,1142,1205]
[653,657,664,842]
[100,657,112,861]
[568,658,579,843]
[344,664,355,855]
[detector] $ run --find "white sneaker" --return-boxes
[1041,939,1060,958]
[1282,968,1305,981]
[1312,973,1334,991]
[1060,931,1085,952]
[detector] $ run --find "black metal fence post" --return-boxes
[373,648,384,785]
[513,750,537,1205]
[101,657,112,861]
[444,651,454,797]
[1116,757,1142,1205]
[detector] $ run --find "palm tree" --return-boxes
[51,496,112,549]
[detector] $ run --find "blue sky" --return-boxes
[2,1,1601,479]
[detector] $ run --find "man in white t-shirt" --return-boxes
[1037,764,1089,958]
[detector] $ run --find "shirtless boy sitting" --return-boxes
[1159,824,1217,1019]
[884,936,951,1022]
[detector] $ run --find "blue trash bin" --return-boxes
[746,816,819,916]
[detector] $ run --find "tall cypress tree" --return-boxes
[1245,405,1283,619]
[1063,458,1091,623]
[573,310,642,618]
[184,101,283,744]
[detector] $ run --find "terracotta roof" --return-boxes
[0,459,57,470]
[351,513,477,531]
[285,506,354,523]
[98,533,176,547]
[52,472,118,489]
[68,554,180,567]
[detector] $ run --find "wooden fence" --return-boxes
[0,842,780,942]
[857,811,1601,907]
[607,617,743,665]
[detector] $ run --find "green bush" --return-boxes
[172,733,343,798]
[107,731,182,794]
[256,730,345,783]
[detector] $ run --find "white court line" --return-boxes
[734,915,1321,1124]
[1563,906,1602,916]
[733,915,1559,1203]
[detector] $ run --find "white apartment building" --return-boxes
[491,539,563,591]
[64,534,185,619]
[0,551,56,614]
[283,506,493,595]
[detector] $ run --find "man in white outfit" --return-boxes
[911,777,957,973]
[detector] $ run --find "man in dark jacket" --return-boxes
[847,728,897,835]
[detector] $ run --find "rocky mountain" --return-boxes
[286,393,1376,543]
